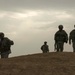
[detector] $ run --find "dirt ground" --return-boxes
[0,52,75,75]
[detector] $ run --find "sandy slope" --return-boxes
[0,52,75,75]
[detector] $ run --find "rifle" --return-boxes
[54,42,57,51]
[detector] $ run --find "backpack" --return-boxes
[55,30,68,43]
[1,37,14,51]
[41,45,49,51]
[2,37,14,46]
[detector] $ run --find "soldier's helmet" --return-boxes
[0,32,4,38]
[44,41,47,44]
[58,25,63,30]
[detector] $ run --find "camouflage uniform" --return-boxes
[54,25,68,52]
[69,26,75,52]
[0,32,14,58]
[41,41,49,53]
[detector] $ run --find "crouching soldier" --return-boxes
[0,32,14,58]
[41,41,49,53]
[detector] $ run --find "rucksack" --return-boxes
[41,45,48,51]
[2,37,14,47]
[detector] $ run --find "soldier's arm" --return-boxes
[64,30,68,43]
[10,40,14,45]
[47,45,49,52]
[66,33,68,43]
[69,32,72,45]
[48,45,49,51]
[41,45,43,50]
[8,38,14,45]
[54,32,58,42]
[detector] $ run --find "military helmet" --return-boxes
[58,25,63,29]
[44,41,47,44]
[0,32,4,37]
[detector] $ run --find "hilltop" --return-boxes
[0,52,75,75]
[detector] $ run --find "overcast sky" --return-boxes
[0,0,75,57]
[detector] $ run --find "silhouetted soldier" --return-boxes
[0,32,14,58]
[41,41,49,53]
[69,25,75,52]
[54,25,68,52]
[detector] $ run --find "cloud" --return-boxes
[9,11,38,19]
[0,0,75,56]
[0,9,74,32]
[0,0,75,11]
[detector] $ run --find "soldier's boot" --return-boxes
[73,49,75,52]
[60,49,63,52]
[57,49,59,52]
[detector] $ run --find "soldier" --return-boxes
[54,25,68,52]
[0,32,14,58]
[41,41,49,53]
[69,25,75,52]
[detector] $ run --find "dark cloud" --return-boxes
[0,0,75,11]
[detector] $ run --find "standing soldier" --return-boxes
[54,25,68,52]
[0,32,14,58]
[69,25,75,52]
[41,41,49,53]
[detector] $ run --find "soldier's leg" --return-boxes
[1,53,9,58]
[1,54,4,58]
[4,53,9,58]
[43,50,46,53]
[43,50,47,53]
[60,43,64,52]
[57,43,60,52]
[72,42,75,52]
